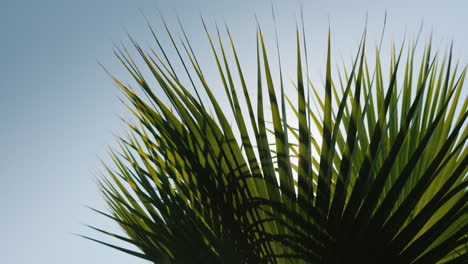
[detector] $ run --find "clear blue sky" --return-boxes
[1,0,467,263]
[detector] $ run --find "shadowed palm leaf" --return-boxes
[84,18,468,264]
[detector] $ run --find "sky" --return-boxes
[1,0,467,263]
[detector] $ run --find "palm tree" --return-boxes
[83,16,468,264]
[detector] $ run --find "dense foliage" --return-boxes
[84,18,468,264]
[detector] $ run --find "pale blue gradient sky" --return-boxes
[1,0,467,263]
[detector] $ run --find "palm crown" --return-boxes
[84,16,468,264]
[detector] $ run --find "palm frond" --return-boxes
[87,17,467,264]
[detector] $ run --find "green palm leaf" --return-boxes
[86,16,467,264]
